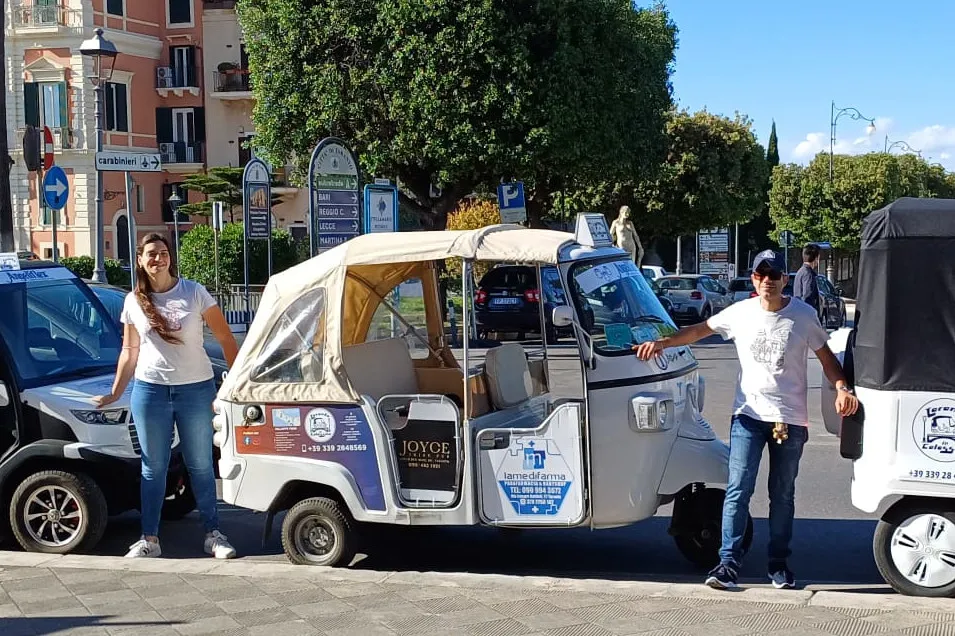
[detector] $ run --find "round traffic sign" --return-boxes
[42,165,69,210]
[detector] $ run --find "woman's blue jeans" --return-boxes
[719,414,808,568]
[130,378,219,538]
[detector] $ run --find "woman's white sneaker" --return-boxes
[125,538,161,558]
[204,530,237,559]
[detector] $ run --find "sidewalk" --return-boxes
[3,553,955,636]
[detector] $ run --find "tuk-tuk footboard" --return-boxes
[376,394,464,509]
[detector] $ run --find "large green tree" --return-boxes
[766,121,779,168]
[178,166,283,222]
[236,0,676,228]
[769,152,955,250]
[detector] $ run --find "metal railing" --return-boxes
[213,68,251,93]
[15,126,73,151]
[204,0,237,8]
[160,141,204,164]
[12,3,82,28]
[215,290,263,325]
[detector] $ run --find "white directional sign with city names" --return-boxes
[96,151,163,172]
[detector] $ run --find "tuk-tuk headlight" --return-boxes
[629,396,673,432]
[71,409,126,425]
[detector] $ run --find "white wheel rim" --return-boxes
[890,513,955,588]
[23,485,83,548]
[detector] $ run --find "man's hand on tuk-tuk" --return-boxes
[633,340,664,361]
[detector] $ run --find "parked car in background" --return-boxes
[728,277,756,303]
[646,277,673,316]
[474,265,570,342]
[641,265,668,281]
[782,273,847,329]
[656,274,731,323]
[84,281,230,385]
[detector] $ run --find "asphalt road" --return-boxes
[79,312,889,590]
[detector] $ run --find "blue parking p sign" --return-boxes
[42,165,69,210]
[497,181,526,224]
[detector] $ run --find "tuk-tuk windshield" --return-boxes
[568,258,678,354]
[0,272,122,388]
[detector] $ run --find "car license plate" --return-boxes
[491,297,520,305]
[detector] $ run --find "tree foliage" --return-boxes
[769,152,955,250]
[178,167,283,222]
[177,223,299,290]
[442,198,501,291]
[61,255,128,287]
[766,121,779,169]
[237,0,676,228]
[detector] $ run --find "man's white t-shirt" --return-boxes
[706,297,829,427]
[121,278,217,385]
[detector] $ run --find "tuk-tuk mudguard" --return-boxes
[657,436,730,496]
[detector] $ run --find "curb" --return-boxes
[2,552,955,613]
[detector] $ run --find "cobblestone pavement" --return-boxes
[3,556,955,636]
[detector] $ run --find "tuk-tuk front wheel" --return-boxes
[671,486,753,570]
[281,497,357,567]
[874,499,955,597]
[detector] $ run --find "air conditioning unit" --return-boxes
[156,66,173,88]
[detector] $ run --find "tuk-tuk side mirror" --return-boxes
[0,381,9,408]
[552,305,574,328]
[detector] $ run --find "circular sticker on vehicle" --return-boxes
[913,399,955,463]
[304,408,336,444]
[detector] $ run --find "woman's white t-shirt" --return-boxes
[120,278,217,386]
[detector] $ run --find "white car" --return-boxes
[657,274,732,322]
[641,265,668,281]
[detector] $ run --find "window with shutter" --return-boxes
[105,82,129,132]
[168,0,192,25]
[107,0,123,16]
[24,83,40,128]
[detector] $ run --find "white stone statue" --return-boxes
[609,205,644,265]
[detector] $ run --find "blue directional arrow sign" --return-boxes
[316,219,360,234]
[42,165,69,210]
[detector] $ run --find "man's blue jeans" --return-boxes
[130,378,219,538]
[719,414,808,567]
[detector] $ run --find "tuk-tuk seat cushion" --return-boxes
[484,343,534,410]
[343,338,418,402]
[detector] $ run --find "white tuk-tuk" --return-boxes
[822,197,955,597]
[214,214,751,567]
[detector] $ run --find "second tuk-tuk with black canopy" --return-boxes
[823,197,955,597]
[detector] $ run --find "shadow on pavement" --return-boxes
[4,616,179,636]
[75,509,881,588]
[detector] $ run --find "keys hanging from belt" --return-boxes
[772,422,789,444]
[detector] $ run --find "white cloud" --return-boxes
[787,119,955,170]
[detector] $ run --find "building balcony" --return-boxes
[160,141,205,173]
[11,3,82,31]
[211,68,252,100]
[14,126,74,152]
[203,0,237,9]
[156,66,200,97]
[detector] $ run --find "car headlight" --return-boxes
[71,409,127,425]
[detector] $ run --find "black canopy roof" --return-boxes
[854,197,955,392]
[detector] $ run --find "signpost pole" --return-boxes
[212,201,221,295]
[675,236,682,274]
[125,171,135,288]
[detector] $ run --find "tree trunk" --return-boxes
[0,12,15,252]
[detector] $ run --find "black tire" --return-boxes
[9,470,108,554]
[672,487,753,569]
[873,499,955,597]
[281,497,356,567]
[699,306,712,323]
[161,472,197,521]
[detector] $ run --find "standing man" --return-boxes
[792,243,820,315]
[634,249,858,590]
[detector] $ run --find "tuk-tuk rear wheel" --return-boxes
[281,497,357,567]
[874,499,955,597]
[672,486,753,570]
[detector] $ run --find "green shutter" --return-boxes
[24,83,39,128]
[56,82,68,130]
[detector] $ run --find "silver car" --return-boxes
[727,277,756,303]
[657,274,732,323]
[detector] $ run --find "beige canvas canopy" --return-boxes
[217,224,577,405]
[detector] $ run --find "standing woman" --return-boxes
[95,233,240,558]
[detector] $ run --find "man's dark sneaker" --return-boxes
[704,562,739,590]
[768,562,795,589]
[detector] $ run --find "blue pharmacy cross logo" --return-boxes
[522,440,546,470]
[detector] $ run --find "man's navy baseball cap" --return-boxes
[751,249,786,273]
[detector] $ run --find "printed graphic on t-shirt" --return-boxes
[156,300,187,332]
[749,324,791,371]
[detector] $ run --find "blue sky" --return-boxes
[659,1,955,170]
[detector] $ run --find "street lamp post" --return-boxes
[168,191,182,257]
[79,28,117,284]
[829,101,876,184]
[884,136,922,158]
